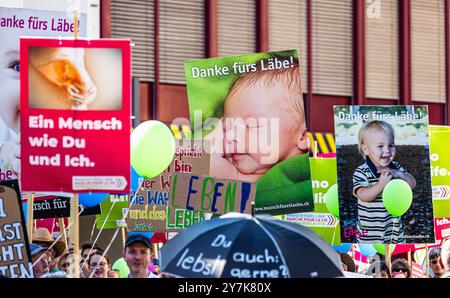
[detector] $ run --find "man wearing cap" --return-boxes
[32,227,67,273]
[123,234,158,278]
[30,244,50,278]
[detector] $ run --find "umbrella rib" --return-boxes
[252,217,292,278]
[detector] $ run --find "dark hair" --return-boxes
[339,253,356,273]
[391,259,411,278]
[366,261,391,277]
[80,242,103,256]
[88,251,111,267]
[429,248,441,260]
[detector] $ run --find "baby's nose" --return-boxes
[225,127,243,143]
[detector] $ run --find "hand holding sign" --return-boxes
[131,121,175,179]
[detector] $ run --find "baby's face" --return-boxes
[222,80,304,175]
[0,33,20,132]
[362,128,396,169]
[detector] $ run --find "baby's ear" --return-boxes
[296,129,309,152]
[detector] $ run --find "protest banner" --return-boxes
[0,180,33,277]
[21,194,100,220]
[127,139,210,233]
[284,158,341,245]
[96,194,129,230]
[334,106,434,243]
[170,173,256,216]
[185,49,313,215]
[20,37,131,193]
[0,7,87,181]
[429,126,450,240]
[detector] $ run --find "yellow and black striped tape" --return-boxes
[169,125,336,154]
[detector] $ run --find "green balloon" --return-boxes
[325,184,339,218]
[382,179,413,217]
[112,257,129,278]
[373,244,395,256]
[131,121,176,179]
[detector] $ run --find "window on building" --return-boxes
[111,0,154,82]
[269,0,308,92]
[312,0,353,96]
[159,0,205,84]
[365,0,399,100]
[411,0,445,103]
[218,0,256,56]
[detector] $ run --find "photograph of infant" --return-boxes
[28,46,123,111]
[334,105,434,244]
[185,50,314,215]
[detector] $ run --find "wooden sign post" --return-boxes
[26,193,34,242]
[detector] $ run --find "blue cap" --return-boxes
[151,257,160,267]
[30,244,46,256]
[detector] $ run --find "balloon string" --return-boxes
[88,195,139,278]
[79,198,118,273]
[32,205,85,269]
[89,218,97,242]
[331,219,339,246]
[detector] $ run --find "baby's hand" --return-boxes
[0,134,20,176]
[389,169,405,179]
[378,169,393,187]
[68,84,97,109]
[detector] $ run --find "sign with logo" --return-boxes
[0,180,33,277]
[20,38,131,193]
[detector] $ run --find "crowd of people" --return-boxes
[339,238,450,278]
[29,228,161,278]
[17,226,450,278]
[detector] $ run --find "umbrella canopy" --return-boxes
[160,213,344,278]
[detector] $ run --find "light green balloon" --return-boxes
[131,120,176,179]
[373,244,395,256]
[382,179,413,217]
[325,184,339,218]
[112,257,130,278]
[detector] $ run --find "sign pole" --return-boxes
[407,249,412,270]
[27,193,34,242]
[425,244,429,278]
[153,243,159,260]
[385,244,391,273]
[58,218,68,254]
[121,227,126,249]
[69,194,80,278]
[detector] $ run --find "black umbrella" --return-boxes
[160,213,344,278]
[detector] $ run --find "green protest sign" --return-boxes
[96,194,128,230]
[429,127,450,217]
[284,158,341,245]
[429,126,450,240]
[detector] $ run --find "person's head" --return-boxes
[440,238,450,271]
[30,244,50,278]
[429,247,444,277]
[58,252,72,273]
[32,227,66,260]
[221,59,308,175]
[151,258,161,275]
[88,251,111,278]
[366,261,391,278]
[339,253,356,273]
[80,241,103,261]
[358,120,396,169]
[123,234,153,277]
[0,29,20,133]
[391,258,411,278]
